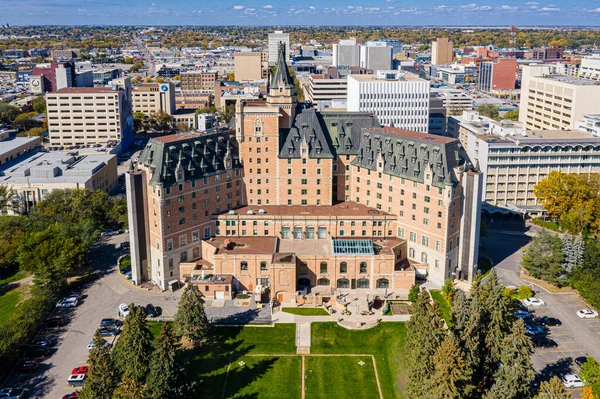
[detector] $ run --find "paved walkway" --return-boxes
[273,310,410,324]
[296,323,311,354]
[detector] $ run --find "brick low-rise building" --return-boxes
[126,45,482,298]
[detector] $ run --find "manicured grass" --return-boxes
[0,270,27,286]
[311,322,408,399]
[225,356,301,399]
[0,286,25,326]
[120,256,131,271]
[532,218,560,232]
[148,321,172,338]
[305,355,379,399]
[429,290,453,328]
[282,307,329,316]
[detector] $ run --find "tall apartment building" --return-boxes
[332,39,361,68]
[46,77,134,150]
[126,44,482,293]
[579,54,600,81]
[431,38,454,66]
[360,45,393,72]
[132,82,176,116]
[30,62,92,94]
[347,70,430,132]
[332,39,392,72]
[305,74,347,107]
[453,110,600,213]
[180,71,218,93]
[531,46,564,60]
[268,31,290,66]
[478,58,517,93]
[234,51,268,81]
[366,39,403,57]
[519,66,600,131]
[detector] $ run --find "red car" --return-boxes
[71,366,88,376]
[17,360,39,373]
[62,393,78,399]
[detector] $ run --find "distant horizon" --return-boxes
[3,0,600,27]
[4,24,600,29]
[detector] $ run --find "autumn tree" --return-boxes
[536,376,572,399]
[580,357,600,396]
[504,108,519,121]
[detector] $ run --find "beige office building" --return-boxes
[180,71,218,93]
[0,131,41,166]
[305,75,347,106]
[431,38,454,66]
[234,51,268,81]
[46,77,134,148]
[132,82,176,116]
[519,66,600,131]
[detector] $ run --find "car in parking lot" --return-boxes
[56,297,79,308]
[71,366,89,376]
[46,316,65,327]
[120,242,130,250]
[87,340,112,351]
[124,270,132,279]
[531,336,557,348]
[145,304,160,318]
[523,298,545,307]
[100,318,122,328]
[16,360,38,373]
[118,303,130,318]
[562,374,585,388]
[574,356,588,368]
[61,393,78,399]
[525,323,544,336]
[69,291,83,300]
[577,309,599,319]
[538,316,562,326]
[27,343,50,357]
[0,388,25,399]
[514,310,531,320]
[67,374,87,387]
[99,327,118,337]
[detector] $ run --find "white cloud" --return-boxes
[526,1,538,4]
[244,7,256,14]
[263,5,273,9]
[479,5,492,11]
[309,6,316,10]
[501,5,517,9]
[461,4,477,9]
[233,5,245,10]
[539,6,560,11]
[592,7,600,12]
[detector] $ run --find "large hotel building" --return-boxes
[126,46,483,301]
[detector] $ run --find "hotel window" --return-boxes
[340,262,347,274]
[318,227,327,239]
[360,262,367,274]
[422,236,429,247]
[436,240,441,251]
[409,248,415,258]
[409,232,417,242]
[167,239,173,251]
[421,252,428,263]
[449,240,453,250]
[282,226,291,239]
[320,262,327,274]
[241,262,248,271]
[260,262,268,271]
[398,228,404,238]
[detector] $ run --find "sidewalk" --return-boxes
[273,311,410,324]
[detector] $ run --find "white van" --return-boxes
[67,374,86,386]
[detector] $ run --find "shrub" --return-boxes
[408,284,420,303]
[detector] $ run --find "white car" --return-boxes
[577,309,599,319]
[87,340,111,351]
[118,303,130,318]
[562,374,584,388]
[56,297,78,308]
[523,298,546,307]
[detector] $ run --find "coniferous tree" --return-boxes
[484,319,535,399]
[537,376,572,399]
[79,329,118,399]
[406,293,447,398]
[431,334,475,399]
[145,323,188,399]
[112,370,145,399]
[111,304,153,382]
[461,296,487,396]
[175,282,209,344]
[450,290,470,336]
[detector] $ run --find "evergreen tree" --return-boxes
[431,335,474,399]
[562,235,585,275]
[406,294,447,398]
[484,319,535,399]
[537,376,572,399]
[145,323,188,399]
[112,370,145,399]
[175,282,209,344]
[450,290,469,336]
[461,296,487,397]
[79,330,118,399]
[111,304,153,382]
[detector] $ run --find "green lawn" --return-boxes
[282,307,329,316]
[0,270,27,286]
[305,356,380,399]
[224,356,301,399]
[120,256,131,271]
[311,322,408,399]
[478,256,494,277]
[429,290,453,328]
[0,286,25,326]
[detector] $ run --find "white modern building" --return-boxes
[332,39,361,68]
[576,114,600,136]
[268,31,290,66]
[579,54,600,81]
[431,88,474,116]
[347,71,430,132]
[332,39,392,72]
[305,74,348,107]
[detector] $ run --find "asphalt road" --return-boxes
[484,227,600,398]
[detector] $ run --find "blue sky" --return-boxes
[3,0,600,26]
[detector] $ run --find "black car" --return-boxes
[145,304,159,318]
[27,344,50,357]
[575,356,588,368]
[46,316,64,328]
[98,327,118,337]
[538,316,562,326]
[532,336,558,348]
[100,318,122,328]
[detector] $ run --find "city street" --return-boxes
[484,225,600,398]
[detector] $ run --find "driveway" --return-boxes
[484,227,599,398]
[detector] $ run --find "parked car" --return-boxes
[100,318,122,328]
[532,336,557,348]
[525,323,544,336]
[575,356,588,368]
[56,297,78,308]
[562,374,584,388]
[100,229,114,237]
[145,304,159,318]
[120,242,130,250]
[69,291,83,300]
[514,310,531,320]
[87,340,111,351]
[577,309,599,319]
[27,344,50,357]
[71,366,89,376]
[538,316,562,326]
[523,298,545,307]
[0,388,25,399]
[67,374,86,387]
[16,361,38,373]
[124,271,132,279]
[118,303,130,318]
[99,327,118,337]
[61,393,78,399]
[46,316,64,327]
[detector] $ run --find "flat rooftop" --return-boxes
[541,75,600,86]
[365,127,457,144]
[210,237,277,255]
[220,202,392,218]
[527,130,600,140]
[0,136,40,156]
[349,73,424,82]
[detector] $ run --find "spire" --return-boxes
[270,42,294,89]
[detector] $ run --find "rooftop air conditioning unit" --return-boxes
[258,209,265,214]
[247,210,254,215]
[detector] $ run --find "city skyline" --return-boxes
[3,0,600,26]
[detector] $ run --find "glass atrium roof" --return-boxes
[332,239,375,255]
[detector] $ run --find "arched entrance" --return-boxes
[337,278,349,289]
[376,278,389,289]
[317,278,330,286]
[357,278,370,289]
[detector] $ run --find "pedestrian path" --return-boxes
[296,323,311,354]
[273,310,410,324]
